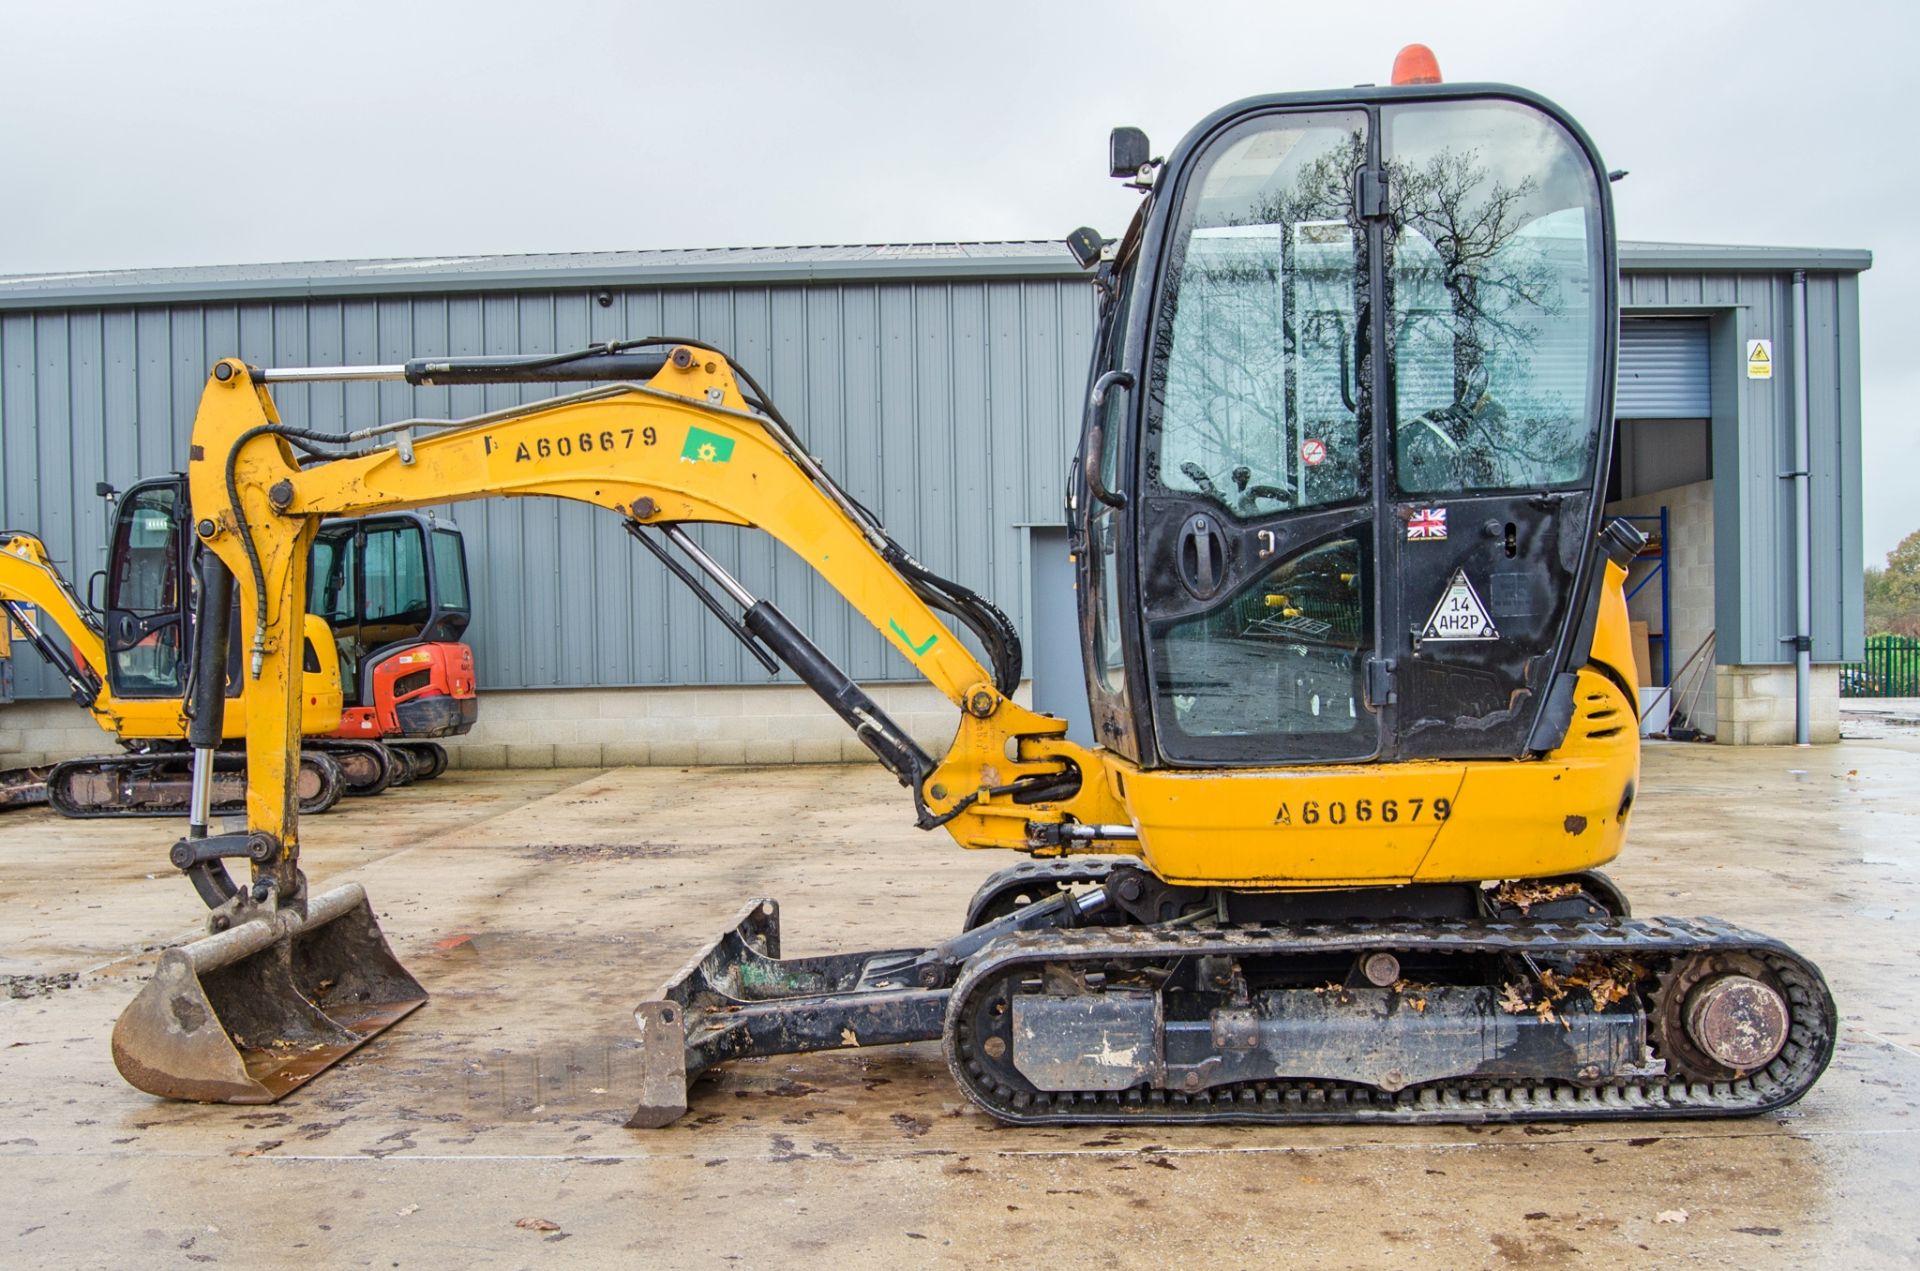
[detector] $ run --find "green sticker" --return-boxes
[889,619,938,656]
[680,425,735,464]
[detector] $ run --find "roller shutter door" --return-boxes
[1617,318,1710,418]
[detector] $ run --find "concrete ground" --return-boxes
[3,741,1919,1270]
[1841,698,1920,739]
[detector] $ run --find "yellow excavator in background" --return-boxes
[110,51,1833,1124]
[0,528,352,814]
[0,479,478,815]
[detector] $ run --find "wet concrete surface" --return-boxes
[2,743,1919,1268]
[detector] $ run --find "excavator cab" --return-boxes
[101,477,475,778]
[1073,87,1620,771]
[102,477,196,701]
[308,513,477,757]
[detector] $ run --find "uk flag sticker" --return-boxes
[1407,506,1448,540]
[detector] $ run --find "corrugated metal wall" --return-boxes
[0,279,1097,698]
[1620,270,1864,665]
[0,262,1865,700]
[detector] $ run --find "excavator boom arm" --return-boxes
[0,533,113,716]
[186,348,1125,887]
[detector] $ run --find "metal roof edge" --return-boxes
[1619,242,1873,273]
[0,241,1872,312]
[0,253,1088,312]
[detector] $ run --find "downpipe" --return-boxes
[1791,271,1813,746]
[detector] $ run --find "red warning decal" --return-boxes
[1300,438,1326,467]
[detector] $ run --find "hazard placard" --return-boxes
[1746,338,1772,381]
[1420,569,1500,641]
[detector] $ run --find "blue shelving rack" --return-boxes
[1623,507,1671,687]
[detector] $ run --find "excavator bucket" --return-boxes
[111,882,426,1103]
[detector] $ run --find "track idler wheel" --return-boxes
[326,742,395,798]
[295,752,348,815]
[394,742,448,781]
[1652,952,1792,1080]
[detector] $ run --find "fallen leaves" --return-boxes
[1547,955,1650,1012]
[1493,880,1582,913]
[1498,955,1651,1025]
[1498,982,1534,1017]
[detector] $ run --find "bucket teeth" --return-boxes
[111,883,426,1103]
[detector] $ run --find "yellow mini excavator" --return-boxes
[0,528,353,815]
[110,53,1833,1123]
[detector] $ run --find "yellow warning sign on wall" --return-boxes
[1746,338,1773,380]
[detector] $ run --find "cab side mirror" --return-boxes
[1109,127,1151,179]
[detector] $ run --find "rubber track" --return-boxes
[45,751,347,818]
[944,916,1835,1126]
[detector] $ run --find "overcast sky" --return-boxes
[2,0,1914,559]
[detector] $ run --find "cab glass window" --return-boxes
[1151,110,1370,518]
[1092,249,1139,693]
[432,529,470,612]
[1384,100,1603,494]
[309,528,358,627]
[361,525,430,628]
[106,484,185,694]
[1154,534,1371,761]
[108,487,180,614]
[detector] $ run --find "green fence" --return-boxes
[1841,635,1920,697]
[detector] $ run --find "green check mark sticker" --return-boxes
[889,619,938,656]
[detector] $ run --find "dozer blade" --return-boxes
[629,898,947,1128]
[111,882,426,1103]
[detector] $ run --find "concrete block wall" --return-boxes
[1713,664,1841,745]
[0,701,120,767]
[1606,479,1717,734]
[0,682,1027,770]
[434,681,990,770]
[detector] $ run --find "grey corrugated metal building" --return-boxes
[0,238,1869,762]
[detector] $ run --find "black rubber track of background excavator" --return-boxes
[390,741,449,781]
[0,764,54,810]
[943,916,1835,1126]
[44,750,346,818]
[313,739,397,797]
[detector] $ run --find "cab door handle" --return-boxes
[1177,513,1229,599]
[1082,371,1134,510]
